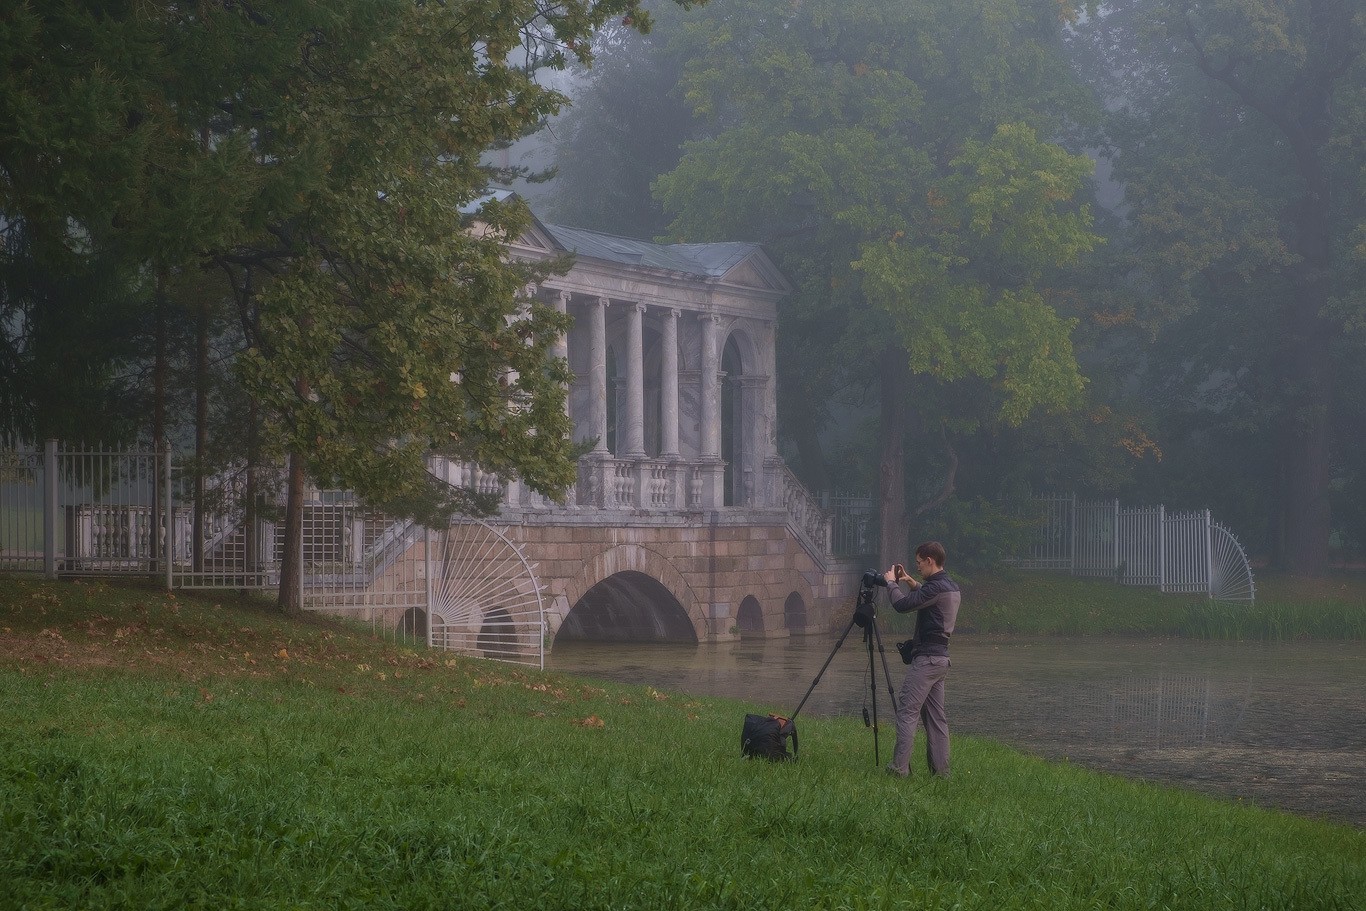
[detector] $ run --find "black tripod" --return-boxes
[788,572,902,765]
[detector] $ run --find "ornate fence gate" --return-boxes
[0,441,546,668]
[1009,495,1256,602]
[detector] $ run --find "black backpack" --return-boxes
[741,713,798,761]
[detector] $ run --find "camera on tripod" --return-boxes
[861,569,888,589]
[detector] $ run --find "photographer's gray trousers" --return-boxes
[890,655,951,776]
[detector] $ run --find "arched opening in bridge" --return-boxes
[556,571,697,644]
[398,607,428,645]
[784,593,807,632]
[477,607,520,658]
[736,595,763,638]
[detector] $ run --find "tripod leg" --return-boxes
[788,612,860,723]
[870,619,901,714]
[866,626,880,766]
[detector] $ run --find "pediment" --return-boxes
[718,251,792,295]
[515,218,563,253]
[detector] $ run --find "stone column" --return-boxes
[551,289,576,507]
[700,312,721,459]
[588,296,609,455]
[698,311,725,507]
[661,308,681,459]
[623,302,647,458]
[551,289,570,366]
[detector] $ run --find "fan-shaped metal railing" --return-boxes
[1209,522,1256,602]
[428,520,545,669]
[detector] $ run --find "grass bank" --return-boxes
[1,578,1361,910]
[882,568,1366,639]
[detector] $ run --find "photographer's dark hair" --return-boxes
[915,541,946,567]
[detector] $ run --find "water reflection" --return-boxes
[550,631,1366,826]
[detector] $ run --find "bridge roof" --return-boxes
[539,224,762,280]
[464,189,790,295]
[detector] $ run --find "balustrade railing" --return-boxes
[646,462,672,509]
[778,463,831,554]
[5,442,846,582]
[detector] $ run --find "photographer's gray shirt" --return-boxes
[889,571,960,657]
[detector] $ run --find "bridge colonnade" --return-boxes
[434,202,865,646]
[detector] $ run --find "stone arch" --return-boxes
[398,606,428,644]
[720,322,767,506]
[477,606,518,658]
[736,595,764,638]
[783,573,819,633]
[555,543,706,642]
[783,592,807,632]
[719,319,763,377]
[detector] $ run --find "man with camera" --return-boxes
[882,541,960,778]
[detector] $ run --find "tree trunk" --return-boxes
[878,346,909,568]
[789,407,830,493]
[193,298,208,572]
[244,398,258,577]
[1277,261,1333,574]
[1276,135,1335,575]
[151,273,167,577]
[277,376,309,615]
[278,446,305,615]
[1279,375,1331,575]
[152,275,166,453]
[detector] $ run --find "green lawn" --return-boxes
[1,577,1361,910]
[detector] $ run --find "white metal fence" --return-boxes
[1009,495,1255,602]
[0,441,546,668]
[1,442,172,578]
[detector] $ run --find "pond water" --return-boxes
[550,631,1366,828]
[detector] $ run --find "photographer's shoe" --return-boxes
[884,764,908,778]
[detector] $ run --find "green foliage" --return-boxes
[654,0,1103,558]
[0,225,144,445]
[1,577,1363,909]
[0,0,693,522]
[919,497,1039,574]
[1074,0,1366,566]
